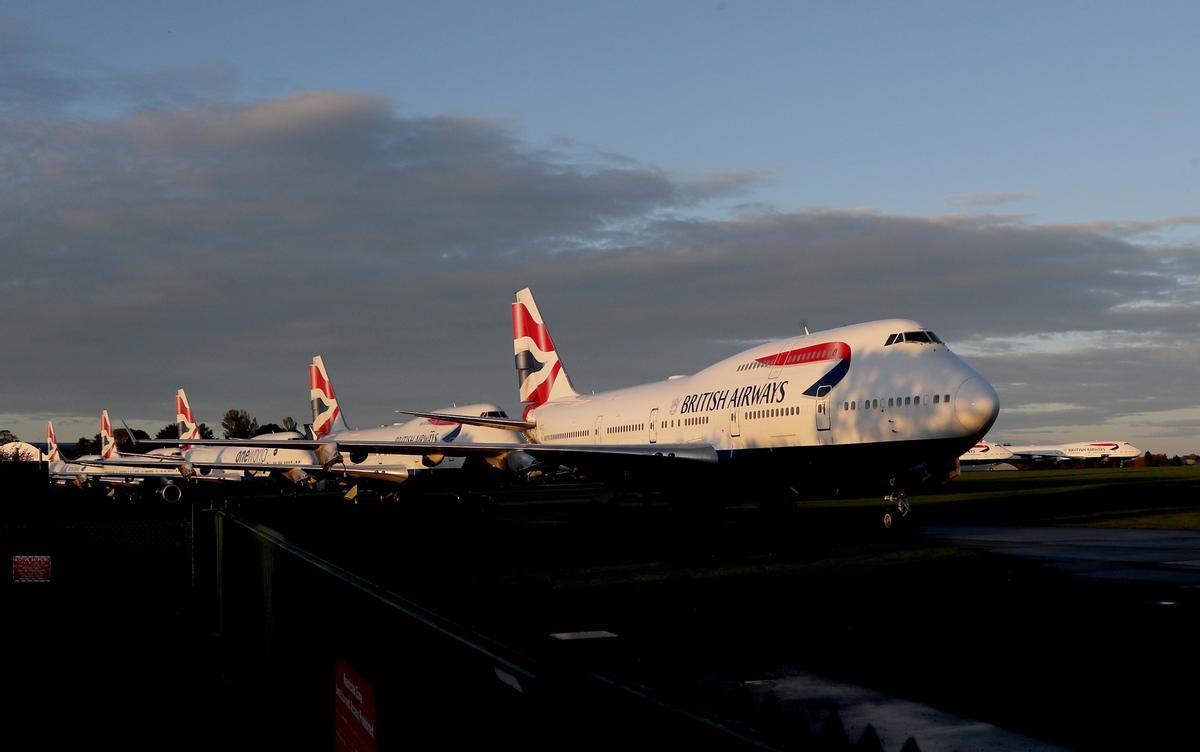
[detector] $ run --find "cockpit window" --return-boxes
[887,330,944,346]
[481,410,508,418]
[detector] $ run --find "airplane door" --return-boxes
[594,416,604,442]
[730,409,741,437]
[815,385,832,431]
[649,408,659,444]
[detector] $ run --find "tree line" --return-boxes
[0,410,299,458]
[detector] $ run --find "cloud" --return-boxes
[1,30,1196,454]
[947,192,1035,208]
[1047,215,1200,240]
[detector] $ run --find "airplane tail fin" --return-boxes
[176,388,199,447]
[46,421,60,462]
[100,410,116,459]
[310,356,352,438]
[512,288,579,412]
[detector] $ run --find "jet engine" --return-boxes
[157,481,183,503]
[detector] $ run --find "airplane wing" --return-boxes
[65,464,190,480]
[334,439,719,464]
[75,457,329,474]
[393,409,536,432]
[1008,448,1068,459]
[142,438,329,450]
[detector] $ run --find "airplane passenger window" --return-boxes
[888,398,894,407]
[851,402,856,410]
[905,397,911,405]
[914,396,920,405]
[934,394,940,403]
[873,399,879,409]
[944,394,951,402]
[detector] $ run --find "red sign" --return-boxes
[334,657,377,752]
[12,555,52,583]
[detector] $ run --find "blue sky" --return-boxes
[31,1,1200,223]
[2,2,1198,454]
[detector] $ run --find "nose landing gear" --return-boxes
[881,484,911,530]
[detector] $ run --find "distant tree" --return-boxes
[1169,455,1183,467]
[253,423,284,437]
[113,428,151,454]
[281,416,298,432]
[221,409,258,439]
[0,429,19,444]
[159,422,214,440]
[75,435,99,456]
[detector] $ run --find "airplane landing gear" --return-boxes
[881,485,911,530]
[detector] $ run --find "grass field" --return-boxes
[793,466,1200,528]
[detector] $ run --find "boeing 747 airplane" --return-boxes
[388,288,1001,526]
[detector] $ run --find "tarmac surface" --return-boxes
[746,673,1067,752]
[6,467,1200,749]
[925,525,1200,588]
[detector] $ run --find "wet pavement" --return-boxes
[924,526,1200,588]
[746,672,1067,752]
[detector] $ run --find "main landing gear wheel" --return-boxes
[881,488,911,530]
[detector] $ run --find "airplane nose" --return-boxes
[955,376,999,436]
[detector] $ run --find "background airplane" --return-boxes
[959,440,1016,463]
[1003,441,1142,463]
[54,412,191,500]
[127,359,526,501]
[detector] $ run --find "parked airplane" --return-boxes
[50,412,190,501]
[93,389,328,487]
[303,355,525,493]
[46,420,94,486]
[1002,441,1142,463]
[129,359,525,499]
[386,288,1000,526]
[959,440,1015,464]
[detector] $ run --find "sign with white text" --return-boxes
[12,555,52,583]
[334,657,377,752]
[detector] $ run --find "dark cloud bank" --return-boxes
[2,51,1196,451]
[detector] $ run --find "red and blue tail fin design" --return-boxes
[46,421,60,462]
[100,410,116,459]
[512,288,578,413]
[176,388,199,448]
[310,356,352,438]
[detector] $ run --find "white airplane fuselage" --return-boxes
[333,404,523,482]
[1006,441,1142,462]
[527,319,998,487]
[177,409,523,485]
[183,430,315,480]
[960,440,1016,463]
